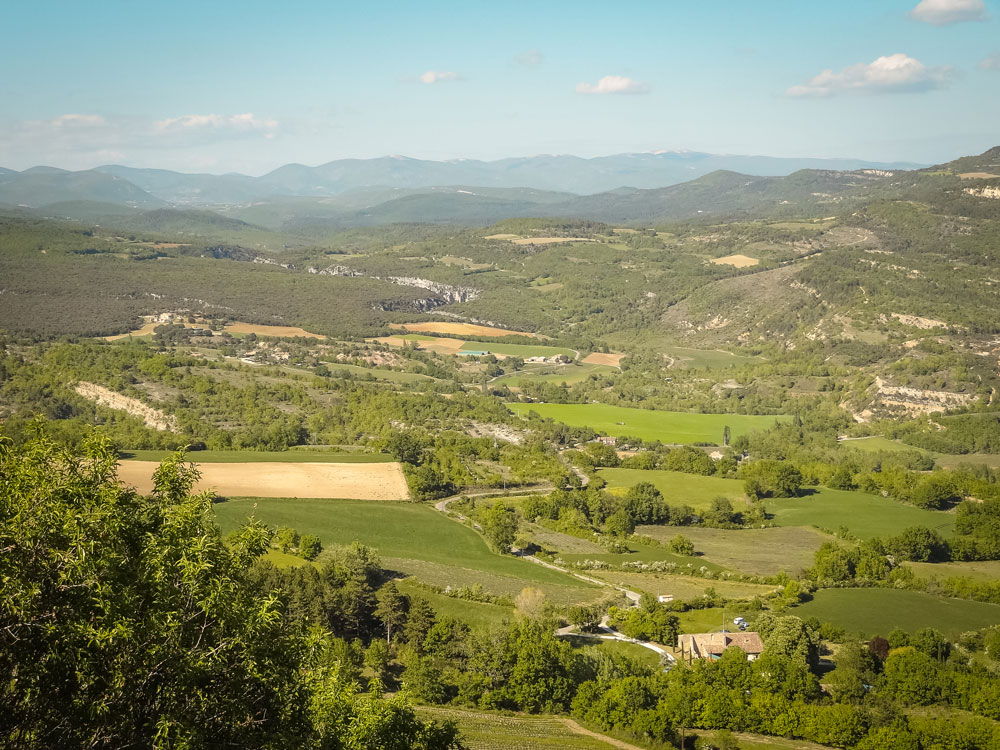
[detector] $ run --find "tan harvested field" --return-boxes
[374,335,467,353]
[511,237,594,245]
[582,352,624,367]
[105,320,325,341]
[118,460,410,500]
[959,172,1000,179]
[223,322,325,339]
[393,322,535,338]
[711,254,760,268]
[484,233,520,240]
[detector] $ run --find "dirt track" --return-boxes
[118,461,410,500]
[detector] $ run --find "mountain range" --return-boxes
[2,148,998,233]
[0,151,922,207]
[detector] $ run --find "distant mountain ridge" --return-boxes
[0,150,923,207]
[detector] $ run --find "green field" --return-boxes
[395,578,513,630]
[415,707,622,750]
[793,588,1000,637]
[459,341,577,359]
[494,362,616,387]
[594,571,778,601]
[323,362,438,384]
[557,545,723,572]
[508,403,784,444]
[768,488,955,540]
[560,634,665,670]
[213,498,597,604]
[120,449,393,463]
[905,560,1000,582]
[599,469,955,540]
[661,345,764,370]
[636,525,830,576]
[841,436,1000,470]
[599,469,748,511]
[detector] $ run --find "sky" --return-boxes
[1,0,998,174]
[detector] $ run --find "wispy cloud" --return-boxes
[51,113,106,127]
[515,49,543,67]
[575,75,649,95]
[787,54,953,97]
[418,70,461,84]
[153,113,279,135]
[0,111,283,170]
[909,0,987,25]
[980,52,1000,70]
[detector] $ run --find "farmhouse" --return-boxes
[593,436,618,446]
[677,631,764,662]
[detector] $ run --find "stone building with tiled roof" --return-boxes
[677,631,764,662]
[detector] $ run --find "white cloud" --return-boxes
[980,52,1000,70]
[51,113,107,127]
[515,49,543,67]
[787,54,953,97]
[575,75,649,95]
[153,113,279,133]
[418,70,460,84]
[909,0,987,25]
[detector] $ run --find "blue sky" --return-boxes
[1,0,997,173]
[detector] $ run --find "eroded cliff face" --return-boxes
[964,186,1000,200]
[313,264,481,311]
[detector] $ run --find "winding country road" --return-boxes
[431,493,673,665]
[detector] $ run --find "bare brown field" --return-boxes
[118,460,410,500]
[223,323,325,339]
[511,237,594,245]
[484,233,520,240]
[959,172,1000,179]
[582,352,624,367]
[711,254,760,268]
[394,322,535,338]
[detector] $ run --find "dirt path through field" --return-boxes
[118,460,410,500]
[74,382,177,431]
[559,719,647,750]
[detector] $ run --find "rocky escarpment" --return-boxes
[313,264,480,311]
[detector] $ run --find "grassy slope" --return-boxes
[494,362,616,387]
[793,588,1000,637]
[414,707,620,750]
[510,403,784,444]
[843,436,1000,470]
[213,498,597,603]
[768,488,955,540]
[599,468,748,510]
[600,469,955,540]
[394,578,513,630]
[636,525,830,577]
